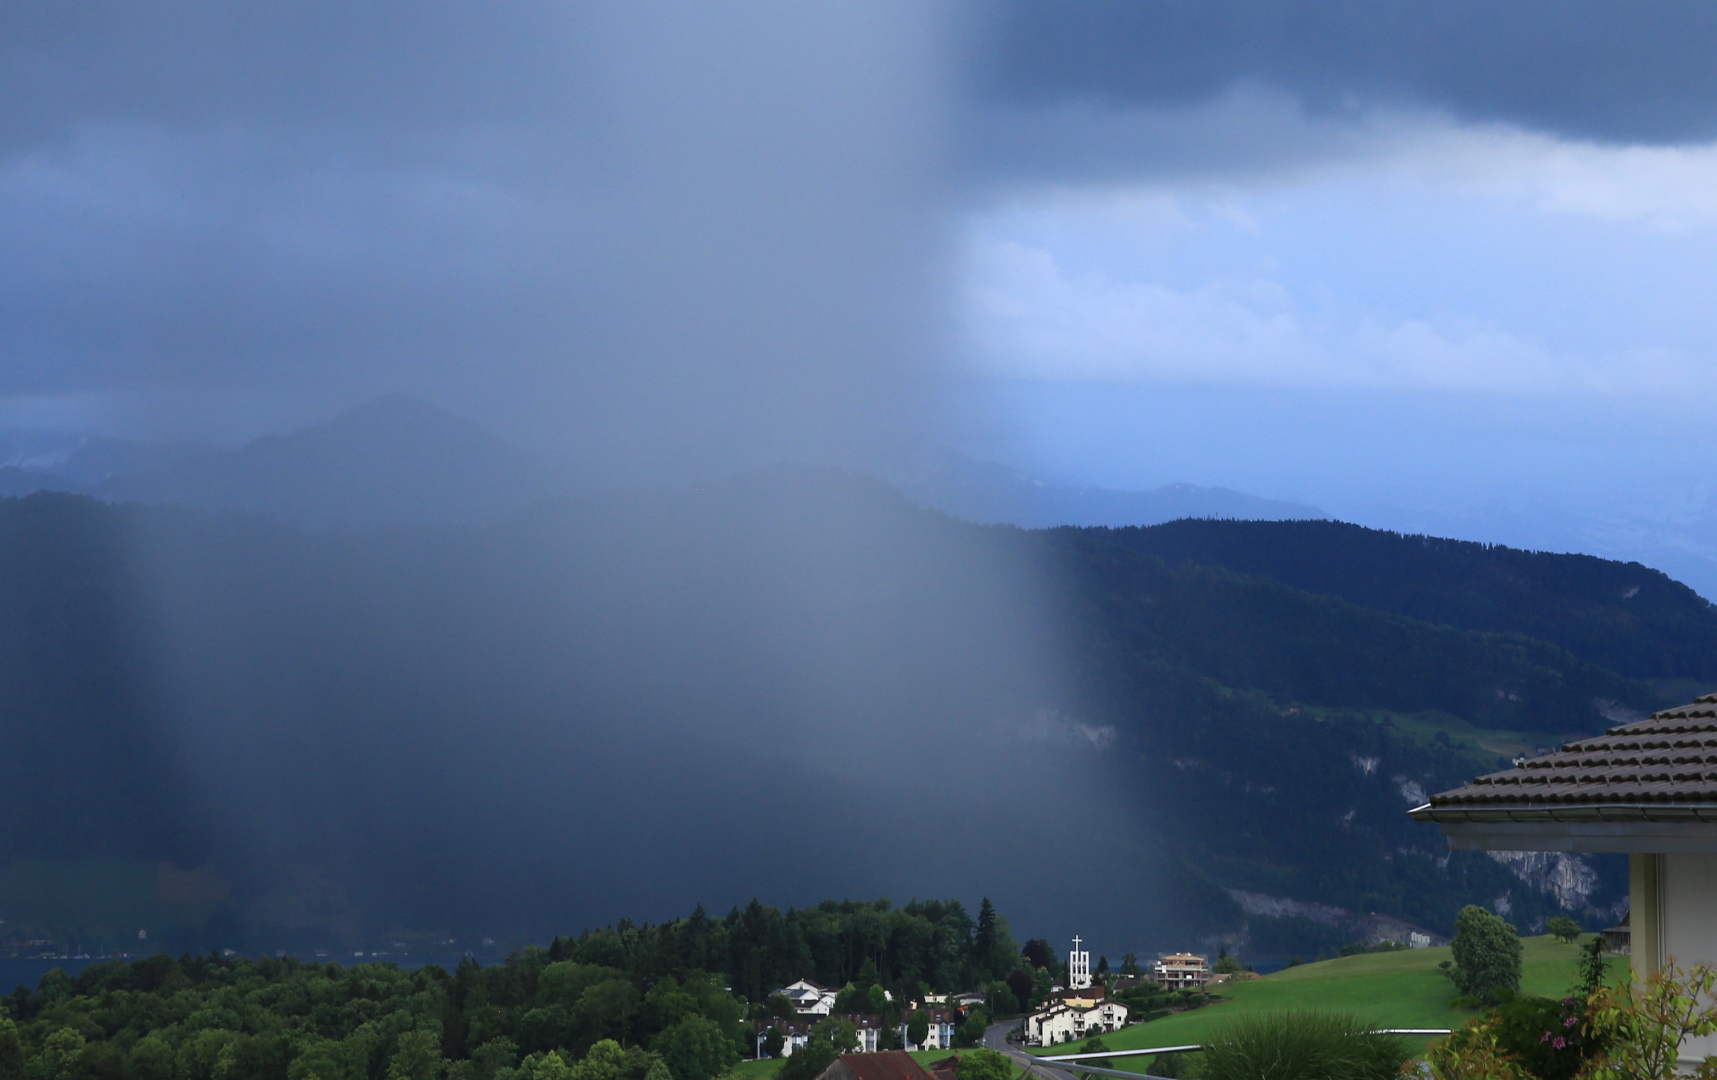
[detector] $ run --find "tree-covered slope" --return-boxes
[1096,519,1717,680]
[1041,528,1659,735]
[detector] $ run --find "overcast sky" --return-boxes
[5,1,1717,577]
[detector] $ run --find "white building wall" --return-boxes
[1659,854,1717,1063]
[1028,1002,1129,1046]
[899,1022,956,1052]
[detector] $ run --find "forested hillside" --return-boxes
[1098,519,1717,680]
[0,478,1672,959]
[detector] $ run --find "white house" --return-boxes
[1410,694,1717,1063]
[851,1016,882,1053]
[757,1018,817,1057]
[778,979,838,1017]
[1024,997,1129,1047]
[897,1009,958,1052]
[755,1013,887,1057]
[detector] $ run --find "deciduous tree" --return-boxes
[1442,906,1523,1005]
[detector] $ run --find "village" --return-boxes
[750,936,1220,1060]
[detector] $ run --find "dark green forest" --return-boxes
[0,478,1690,954]
[0,899,1027,1080]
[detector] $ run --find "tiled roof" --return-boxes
[1409,695,1717,820]
[820,1052,932,1080]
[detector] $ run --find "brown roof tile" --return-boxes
[1410,695,1717,818]
[820,1052,933,1080]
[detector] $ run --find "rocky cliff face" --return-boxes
[1485,850,1628,924]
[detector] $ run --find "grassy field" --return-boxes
[1305,706,1567,765]
[1029,935,1621,1071]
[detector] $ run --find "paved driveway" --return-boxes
[983,1022,1081,1080]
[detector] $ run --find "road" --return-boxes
[983,1022,1082,1080]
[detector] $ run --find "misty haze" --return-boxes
[3,5,1717,1080]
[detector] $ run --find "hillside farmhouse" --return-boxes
[1410,694,1717,1062]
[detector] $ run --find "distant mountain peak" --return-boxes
[97,396,568,527]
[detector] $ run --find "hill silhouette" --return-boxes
[97,396,567,527]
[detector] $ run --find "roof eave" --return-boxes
[1411,803,1717,824]
[1410,802,1717,853]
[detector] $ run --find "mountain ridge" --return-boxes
[894,454,1326,529]
[0,473,1668,956]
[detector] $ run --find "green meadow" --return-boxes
[1033,935,1622,1071]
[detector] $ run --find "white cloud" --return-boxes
[1398,125,1717,230]
[960,113,1717,398]
[963,231,1715,396]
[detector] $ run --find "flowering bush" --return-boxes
[1425,960,1717,1080]
[1422,1014,1524,1080]
[1579,960,1717,1080]
[1489,995,1598,1080]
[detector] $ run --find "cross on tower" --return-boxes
[1069,934,1091,989]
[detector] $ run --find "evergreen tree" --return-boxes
[973,899,998,975]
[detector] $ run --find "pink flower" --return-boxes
[1541,1033,1552,1043]
[1553,1037,1567,1050]
[1564,1016,1578,1027]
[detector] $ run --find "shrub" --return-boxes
[1488,995,1596,1080]
[1078,1037,1111,1071]
[1149,1054,1200,1079]
[952,1050,1012,1080]
[1424,1016,1523,1080]
[1199,1011,1407,1080]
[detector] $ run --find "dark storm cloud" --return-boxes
[980,0,1717,150]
